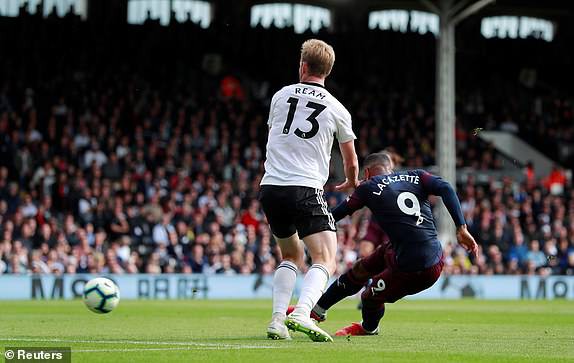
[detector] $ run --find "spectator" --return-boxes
[152,214,175,246]
[190,244,207,273]
[526,240,546,268]
[83,140,108,169]
[544,165,567,195]
[240,199,262,231]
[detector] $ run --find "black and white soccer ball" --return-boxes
[83,277,120,314]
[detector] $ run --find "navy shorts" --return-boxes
[360,244,444,304]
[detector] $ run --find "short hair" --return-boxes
[300,39,335,78]
[363,152,394,169]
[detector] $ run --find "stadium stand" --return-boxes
[0,6,572,276]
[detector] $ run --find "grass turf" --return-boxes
[0,299,572,362]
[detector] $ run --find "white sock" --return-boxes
[293,264,330,317]
[272,260,298,319]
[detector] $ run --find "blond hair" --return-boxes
[300,39,335,78]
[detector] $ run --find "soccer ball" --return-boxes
[83,277,120,314]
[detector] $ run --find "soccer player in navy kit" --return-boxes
[310,152,478,336]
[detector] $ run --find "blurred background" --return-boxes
[0,0,572,280]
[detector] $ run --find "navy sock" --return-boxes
[361,300,385,332]
[316,270,365,311]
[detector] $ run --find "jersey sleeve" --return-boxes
[419,170,466,227]
[334,106,356,144]
[331,183,367,222]
[267,91,280,127]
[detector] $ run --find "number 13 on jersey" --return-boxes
[283,97,326,139]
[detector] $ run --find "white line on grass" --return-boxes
[73,347,262,352]
[0,337,279,350]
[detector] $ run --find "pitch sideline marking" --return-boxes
[74,347,266,352]
[0,337,280,350]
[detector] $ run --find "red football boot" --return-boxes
[286,305,326,322]
[335,322,379,336]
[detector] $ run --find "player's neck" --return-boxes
[368,167,393,179]
[300,75,325,86]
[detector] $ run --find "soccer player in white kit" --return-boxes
[259,39,359,342]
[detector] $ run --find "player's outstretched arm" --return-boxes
[335,140,359,191]
[331,185,366,222]
[420,171,478,256]
[456,225,478,256]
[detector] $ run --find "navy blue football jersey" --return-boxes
[332,170,465,271]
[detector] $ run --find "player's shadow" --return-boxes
[198,336,320,344]
[194,336,279,342]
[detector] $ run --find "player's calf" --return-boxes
[314,267,368,314]
[360,298,386,333]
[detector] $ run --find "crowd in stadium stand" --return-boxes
[1,79,572,276]
[0,12,573,276]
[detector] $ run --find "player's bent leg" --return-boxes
[354,258,444,335]
[268,233,304,340]
[293,230,337,314]
[358,268,398,334]
[272,233,304,318]
[287,229,336,342]
[312,258,372,320]
[359,298,385,334]
[356,240,377,310]
[286,260,368,323]
[334,287,384,336]
[287,260,364,323]
[289,246,384,322]
[360,244,391,276]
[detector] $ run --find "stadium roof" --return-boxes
[242,0,573,19]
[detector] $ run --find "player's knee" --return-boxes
[278,243,305,268]
[360,288,372,301]
[359,241,375,258]
[351,260,370,281]
[361,287,399,304]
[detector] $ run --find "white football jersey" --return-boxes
[261,82,356,190]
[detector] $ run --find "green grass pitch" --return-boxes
[0,299,573,362]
